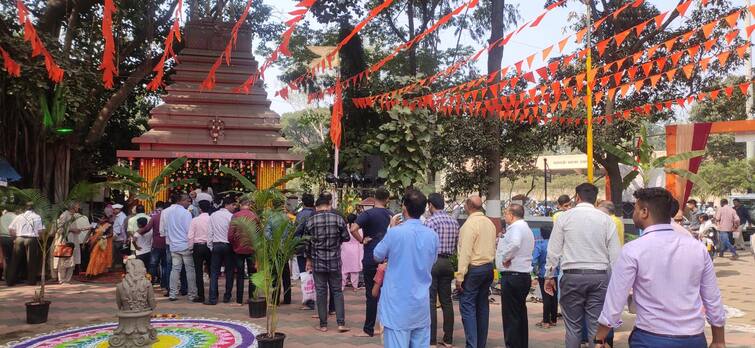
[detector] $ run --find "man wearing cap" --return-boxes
[111,203,128,270]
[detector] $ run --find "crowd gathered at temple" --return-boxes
[2,179,748,348]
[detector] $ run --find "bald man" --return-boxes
[456,196,497,348]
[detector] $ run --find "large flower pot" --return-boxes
[25,301,51,324]
[248,297,267,318]
[257,332,285,348]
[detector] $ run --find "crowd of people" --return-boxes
[0,181,739,348]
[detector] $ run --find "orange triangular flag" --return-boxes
[747,24,755,39]
[642,62,653,76]
[709,89,720,100]
[737,44,748,59]
[725,30,739,44]
[654,13,667,27]
[594,91,604,102]
[650,75,661,87]
[542,45,553,60]
[600,76,610,88]
[576,28,587,43]
[613,72,622,86]
[682,64,694,79]
[664,37,677,51]
[725,11,741,28]
[739,82,751,95]
[681,31,694,43]
[549,61,560,75]
[718,51,731,66]
[593,17,607,30]
[615,30,631,47]
[596,39,610,57]
[749,4,755,17]
[634,79,645,91]
[702,22,716,38]
[725,86,734,97]
[687,45,700,58]
[656,57,667,71]
[558,37,570,53]
[626,66,637,80]
[526,54,536,69]
[515,61,523,74]
[620,84,630,97]
[670,52,683,66]
[665,69,676,81]
[676,0,692,17]
[635,21,648,36]
[607,88,616,101]
[704,38,717,52]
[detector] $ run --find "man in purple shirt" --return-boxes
[715,199,740,260]
[595,187,726,348]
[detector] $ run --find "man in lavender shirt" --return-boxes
[595,187,726,348]
[715,199,740,260]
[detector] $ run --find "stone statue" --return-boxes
[109,259,158,347]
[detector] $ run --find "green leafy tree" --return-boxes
[689,75,748,163]
[693,158,754,200]
[371,106,438,191]
[280,108,329,153]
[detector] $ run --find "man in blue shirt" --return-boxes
[374,189,439,347]
[162,193,197,301]
[351,187,393,337]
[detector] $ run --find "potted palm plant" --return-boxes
[2,182,101,324]
[221,166,303,347]
[233,210,302,348]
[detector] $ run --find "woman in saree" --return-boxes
[85,216,113,277]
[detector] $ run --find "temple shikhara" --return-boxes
[117,21,301,197]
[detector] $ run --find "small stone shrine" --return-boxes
[108,259,157,347]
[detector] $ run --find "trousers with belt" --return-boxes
[559,270,609,348]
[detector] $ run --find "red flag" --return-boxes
[0,47,21,77]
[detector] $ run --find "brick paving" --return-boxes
[1,252,755,347]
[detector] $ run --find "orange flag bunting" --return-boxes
[725,11,741,28]
[682,64,694,79]
[147,0,182,91]
[615,30,631,47]
[0,47,21,77]
[100,0,117,88]
[739,82,751,95]
[702,21,716,38]
[676,0,692,17]
[204,0,255,91]
[718,51,731,66]
[596,39,610,57]
[542,45,553,60]
[16,0,64,82]
[654,13,667,28]
[559,37,570,52]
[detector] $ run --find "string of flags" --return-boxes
[146,0,183,91]
[14,0,64,82]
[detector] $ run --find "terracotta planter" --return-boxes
[25,301,51,324]
[257,332,285,348]
[248,297,267,318]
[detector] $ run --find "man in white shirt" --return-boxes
[544,183,621,348]
[206,196,237,305]
[133,216,153,277]
[6,202,46,286]
[111,204,128,270]
[162,193,197,301]
[495,203,535,348]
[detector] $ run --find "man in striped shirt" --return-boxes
[424,193,459,348]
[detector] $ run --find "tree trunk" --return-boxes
[604,155,624,216]
[485,0,505,230]
[407,0,417,76]
[84,55,160,145]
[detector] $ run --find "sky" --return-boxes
[258,0,752,115]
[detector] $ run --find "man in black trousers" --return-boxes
[495,204,535,348]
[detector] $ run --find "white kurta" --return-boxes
[53,212,91,269]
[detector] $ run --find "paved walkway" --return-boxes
[1,252,755,347]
